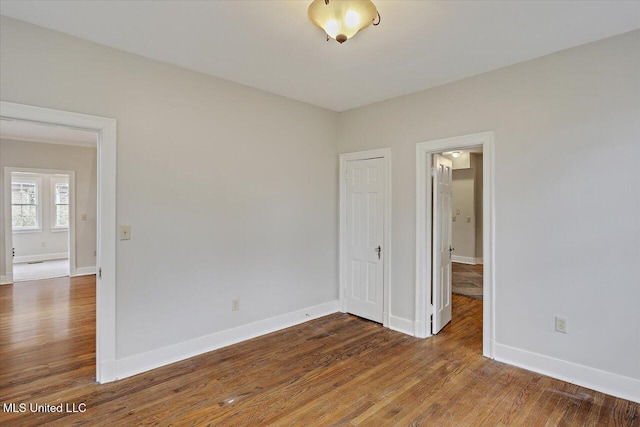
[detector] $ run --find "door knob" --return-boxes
[376,245,382,260]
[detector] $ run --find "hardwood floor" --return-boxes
[1,277,638,426]
[452,262,483,299]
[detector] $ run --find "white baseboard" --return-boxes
[112,300,340,381]
[483,337,495,359]
[71,266,96,277]
[494,343,640,403]
[451,255,477,265]
[475,257,483,264]
[388,315,415,336]
[14,253,68,264]
[0,273,13,285]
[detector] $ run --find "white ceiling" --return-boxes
[1,1,639,112]
[0,119,97,147]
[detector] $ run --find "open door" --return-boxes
[432,154,453,333]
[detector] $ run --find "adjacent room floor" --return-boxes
[452,262,483,299]
[12,258,70,282]
[0,277,637,425]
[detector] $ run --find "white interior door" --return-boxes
[432,154,453,333]
[345,157,385,323]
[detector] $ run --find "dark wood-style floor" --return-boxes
[1,277,638,426]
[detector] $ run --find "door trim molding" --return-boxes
[0,101,117,383]
[339,148,392,327]
[415,131,495,359]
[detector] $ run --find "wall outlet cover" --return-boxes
[555,316,567,333]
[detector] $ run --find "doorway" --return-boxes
[339,148,392,327]
[0,101,116,383]
[415,131,495,358]
[445,149,484,300]
[8,168,75,282]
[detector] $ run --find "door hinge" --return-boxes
[98,268,102,279]
[430,167,435,177]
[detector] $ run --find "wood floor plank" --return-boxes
[1,276,638,426]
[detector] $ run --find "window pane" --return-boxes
[12,205,37,228]
[12,182,37,204]
[11,183,22,204]
[56,205,69,227]
[11,180,39,229]
[12,205,23,227]
[22,206,37,227]
[56,183,69,204]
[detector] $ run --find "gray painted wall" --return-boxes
[0,16,339,360]
[338,30,640,381]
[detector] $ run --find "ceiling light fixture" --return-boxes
[451,151,462,158]
[308,0,380,44]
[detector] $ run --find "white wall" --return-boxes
[451,152,483,263]
[338,30,640,391]
[11,172,69,263]
[0,16,339,362]
[472,153,483,260]
[1,139,97,271]
[451,168,475,261]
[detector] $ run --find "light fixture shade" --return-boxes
[308,0,378,44]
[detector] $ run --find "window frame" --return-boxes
[50,176,70,231]
[11,175,43,233]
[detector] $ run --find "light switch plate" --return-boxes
[120,225,131,240]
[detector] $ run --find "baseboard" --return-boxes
[14,253,68,264]
[112,300,340,381]
[388,315,415,336]
[0,273,13,285]
[483,337,495,359]
[451,255,477,265]
[475,257,483,264]
[494,343,640,403]
[70,266,96,277]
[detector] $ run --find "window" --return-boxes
[52,180,70,229]
[11,179,40,231]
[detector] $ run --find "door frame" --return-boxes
[4,167,76,278]
[1,101,117,383]
[415,131,495,358]
[339,148,392,327]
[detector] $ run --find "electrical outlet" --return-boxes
[232,299,240,311]
[555,316,567,333]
